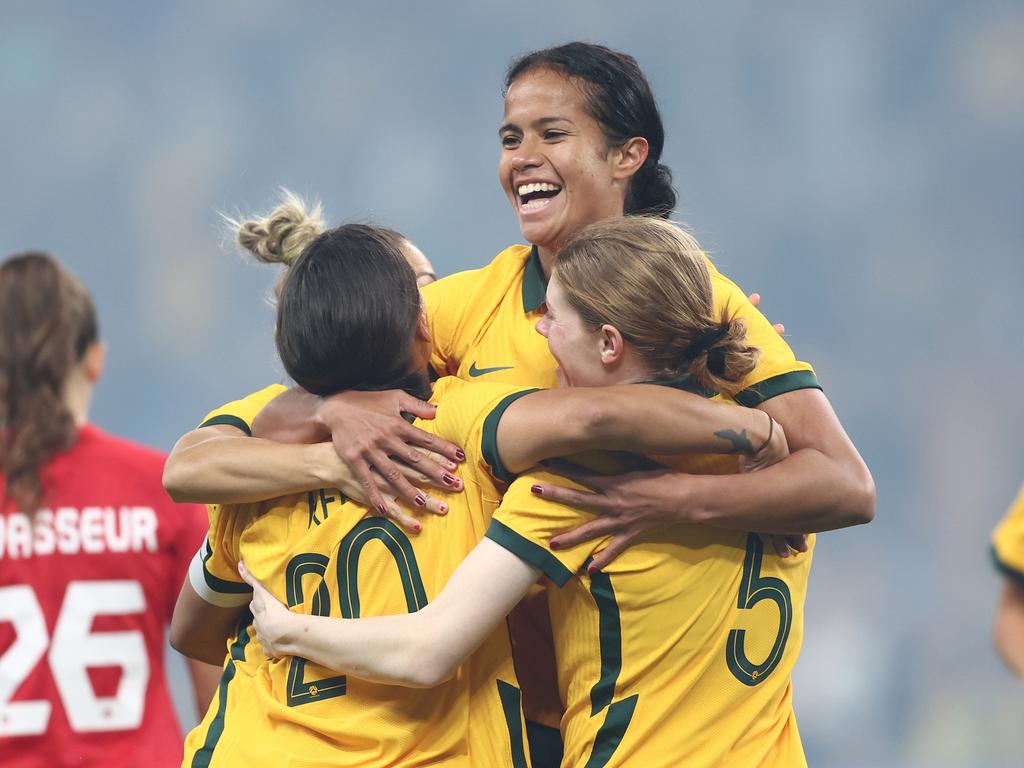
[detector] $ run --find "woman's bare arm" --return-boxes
[170,579,245,667]
[164,424,344,504]
[538,388,874,569]
[994,578,1024,678]
[163,423,448,530]
[496,384,786,475]
[239,540,538,687]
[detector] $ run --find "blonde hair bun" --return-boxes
[232,189,326,266]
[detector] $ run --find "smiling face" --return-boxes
[535,272,608,388]
[498,68,630,257]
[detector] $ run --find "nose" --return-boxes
[511,135,543,173]
[535,314,550,337]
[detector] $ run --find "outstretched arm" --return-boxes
[540,388,874,568]
[163,423,449,530]
[240,539,539,688]
[495,384,785,476]
[164,424,345,504]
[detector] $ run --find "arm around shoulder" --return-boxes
[758,387,876,526]
[245,540,539,688]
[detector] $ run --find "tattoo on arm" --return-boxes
[714,428,753,454]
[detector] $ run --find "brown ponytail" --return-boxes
[554,216,759,396]
[0,252,98,516]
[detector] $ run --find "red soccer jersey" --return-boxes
[0,425,209,768]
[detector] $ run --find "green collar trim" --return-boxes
[639,373,718,399]
[521,245,548,313]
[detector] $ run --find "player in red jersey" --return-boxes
[0,252,219,767]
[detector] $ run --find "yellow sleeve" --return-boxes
[707,259,821,405]
[421,269,487,378]
[197,384,289,435]
[186,503,254,607]
[993,484,1024,584]
[486,471,597,586]
[427,378,540,491]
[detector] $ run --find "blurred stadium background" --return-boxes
[2,2,1022,765]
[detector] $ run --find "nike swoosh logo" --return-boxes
[468,362,514,377]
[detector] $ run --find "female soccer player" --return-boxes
[167,42,874,765]
[0,252,219,767]
[171,207,787,766]
[243,216,814,767]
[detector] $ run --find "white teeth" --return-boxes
[521,197,552,212]
[517,182,561,196]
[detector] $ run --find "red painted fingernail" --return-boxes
[531,484,543,495]
[452,478,463,490]
[412,522,422,533]
[377,504,388,516]
[587,564,598,575]
[442,473,456,486]
[550,540,561,550]
[438,503,448,514]
[455,449,466,461]
[414,495,426,507]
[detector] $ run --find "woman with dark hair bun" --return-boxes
[0,252,218,768]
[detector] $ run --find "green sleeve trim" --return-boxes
[497,680,530,768]
[991,545,1024,588]
[734,370,821,407]
[202,539,251,594]
[481,389,541,484]
[486,519,573,587]
[198,414,252,436]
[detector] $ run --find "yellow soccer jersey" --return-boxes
[197,383,289,433]
[485,378,813,768]
[421,243,821,404]
[423,243,820,740]
[993,483,1024,584]
[182,377,538,768]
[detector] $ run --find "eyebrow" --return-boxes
[499,116,574,134]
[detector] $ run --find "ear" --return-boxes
[611,137,649,182]
[415,307,432,345]
[82,342,106,384]
[598,323,627,366]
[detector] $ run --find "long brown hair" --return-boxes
[0,252,98,516]
[554,216,759,395]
